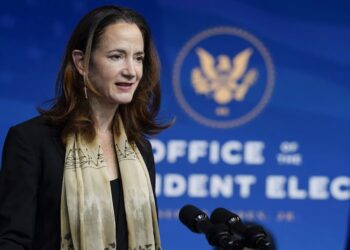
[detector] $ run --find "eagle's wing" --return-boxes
[228,48,253,81]
[235,69,258,101]
[196,47,218,81]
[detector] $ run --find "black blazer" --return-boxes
[0,116,156,250]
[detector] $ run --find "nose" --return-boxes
[121,58,136,80]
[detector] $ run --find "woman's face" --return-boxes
[88,22,144,105]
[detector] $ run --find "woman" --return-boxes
[0,5,169,250]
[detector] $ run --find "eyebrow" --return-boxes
[107,49,144,55]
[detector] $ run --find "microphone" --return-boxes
[211,208,271,250]
[179,204,243,249]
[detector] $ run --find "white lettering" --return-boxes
[244,141,265,164]
[210,175,233,198]
[188,174,208,197]
[221,141,242,164]
[309,176,329,200]
[266,176,286,199]
[288,176,307,199]
[167,140,187,163]
[188,140,208,164]
[235,175,256,198]
[163,174,186,197]
[156,174,350,201]
[150,139,267,165]
[330,176,350,200]
[209,141,220,164]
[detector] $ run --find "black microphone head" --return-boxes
[211,207,241,225]
[180,205,245,248]
[211,207,246,236]
[179,204,209,233]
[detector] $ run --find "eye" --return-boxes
[109,54,123,60]
[136,56,144,63]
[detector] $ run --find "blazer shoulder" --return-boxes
[10,115,61,139]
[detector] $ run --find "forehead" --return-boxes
[97,22,144,51]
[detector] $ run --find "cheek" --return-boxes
[137,65,144,80]
[88,69,110,94]
[90,64,111,82]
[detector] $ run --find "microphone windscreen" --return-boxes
[179,204,206,233]
[211,207,240,224]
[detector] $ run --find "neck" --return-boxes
[89,96,119,134]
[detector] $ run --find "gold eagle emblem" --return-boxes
[191,47,258,104]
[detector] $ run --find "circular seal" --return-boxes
[172,26,275,128]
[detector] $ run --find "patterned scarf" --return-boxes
[60,117,161,250]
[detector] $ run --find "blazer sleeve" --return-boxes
[144,139,160,221]
[144,139,156,194]
[138,139,159,217]
[0,127,41,250]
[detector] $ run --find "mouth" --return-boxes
[115,82,133,91]
[115,82,133,87]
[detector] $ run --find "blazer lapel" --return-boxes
[53,132,65,160]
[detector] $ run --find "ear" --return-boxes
[72,50,85,76]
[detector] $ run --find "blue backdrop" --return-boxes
[1,1,349,249]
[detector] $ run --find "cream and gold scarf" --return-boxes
[60,117,161,250]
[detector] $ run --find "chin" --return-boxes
[110,92,137,105]
[117,100,133,105]
[114,97,134,105]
